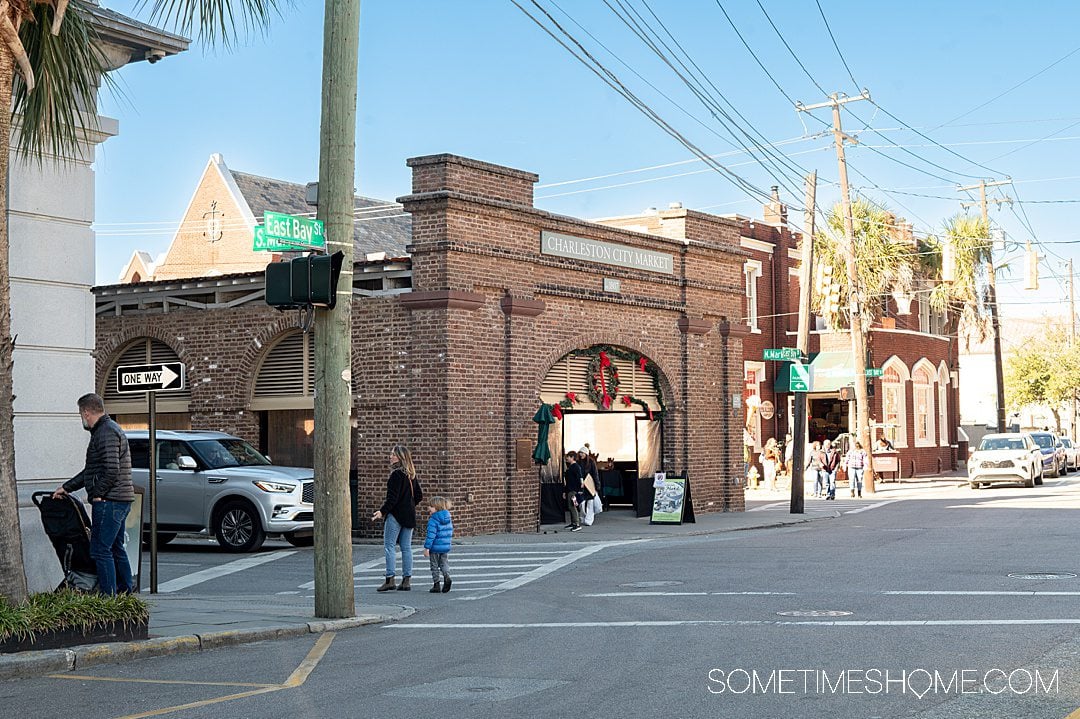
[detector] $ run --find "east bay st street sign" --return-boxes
[260,211,326,251]
[540,230,674,275]
[115,362,186,394]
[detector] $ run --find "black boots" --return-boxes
[430,581,441,593]
[442,576,452,593]
[398,577,411,591]
[376,577,396,592]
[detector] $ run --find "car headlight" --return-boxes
[253,480,296,493]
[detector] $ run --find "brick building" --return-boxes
[95,153,754,537]
[629,191,961,478]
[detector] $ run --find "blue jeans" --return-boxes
[90,500,134,595]
[383,514,414,578]
[824,470,837,498]
[849,467,864,496]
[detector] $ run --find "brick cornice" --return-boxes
[399,290,485,312]
[500,296,546,317]
[718,320,753,338]
[678,315,712,335]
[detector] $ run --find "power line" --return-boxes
[813,0,858,89]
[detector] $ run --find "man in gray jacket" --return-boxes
[53,393,134,595]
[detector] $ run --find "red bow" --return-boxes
[565,392,577,404]
[621,395,633,407]
[552,403,563,420]
[638,357,648,372]
[646,407,654,421]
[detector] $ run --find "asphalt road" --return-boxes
[8,476,1080,719]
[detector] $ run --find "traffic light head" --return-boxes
[265,251,345,309]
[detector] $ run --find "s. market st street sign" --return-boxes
[540,230,673,275]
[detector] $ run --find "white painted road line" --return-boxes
[300,556,384,590]
[153,551,295,593]
[844,500,898,514]
[747,501,788,512]
[580,591,797,597]
[456,543,614,601]
[388,618,1080,629]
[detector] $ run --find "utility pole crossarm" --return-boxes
[795,90,872,113]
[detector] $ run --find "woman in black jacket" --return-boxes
[372,445,423,591]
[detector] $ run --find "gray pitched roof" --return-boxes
[231,171,411,257]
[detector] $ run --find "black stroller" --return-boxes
[32,492,98,592]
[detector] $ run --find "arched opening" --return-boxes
[537,345,666,524]
[251,330,315,467]
[104,338,191,429]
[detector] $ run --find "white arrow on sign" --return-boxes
[160,365,178,388]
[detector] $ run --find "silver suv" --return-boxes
[126,430,314,552]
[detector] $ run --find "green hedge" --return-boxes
[0,590,149,642]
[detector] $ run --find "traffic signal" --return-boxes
[1024,242,1039,291]
[265,251,345,309]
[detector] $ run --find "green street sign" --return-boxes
[764,347,801,361]
[263,211,326,250]
[865,368,884,378]
[253,225,304,252]
[789,362,811,392]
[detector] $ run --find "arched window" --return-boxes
[912,360,936,447]
[938,363,950,446]
[252,331,315,409]
[881,357,909,448]
[104,338,190,428]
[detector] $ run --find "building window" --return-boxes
[881,358,909,448]
[744,362,765,450]
[913,364,936,447]
[938,365,950,446]
[744,260,762,333]
[918,289,930,334]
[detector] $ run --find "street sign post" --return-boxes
[263,211,326,251]
[865,368,884,378]
[764,347,802,361]
[113,361,186,594]
[790,363,812,392]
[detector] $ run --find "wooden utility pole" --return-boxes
[797,91,876,493]
[790,172,816,514]
[958,179,1011,434]
[313,0,361,619]
[1070,259,1077,440]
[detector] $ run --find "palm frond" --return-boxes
[12,0,112,163]
[138,0,287,47]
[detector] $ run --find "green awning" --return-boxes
[772,351,857,393]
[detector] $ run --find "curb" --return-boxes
[0,606,415,681]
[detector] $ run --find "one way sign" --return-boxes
[115,362,186,394]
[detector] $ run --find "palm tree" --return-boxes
[927,214,992,343]
[0,0,282,604]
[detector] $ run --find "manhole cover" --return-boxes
[1008,572,1077,580]
[777,610,853,617]
[620,580,684,588]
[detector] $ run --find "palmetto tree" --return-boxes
[0,0,281,604]
[927,213,992,342]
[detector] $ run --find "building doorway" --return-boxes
[808,395,850,445]
[562,412,661,511]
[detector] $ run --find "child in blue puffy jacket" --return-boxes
[424,496,454,593]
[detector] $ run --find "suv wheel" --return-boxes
[214,500,266,552]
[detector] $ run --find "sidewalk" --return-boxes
[2,472,964,680]
[0,596,414,681]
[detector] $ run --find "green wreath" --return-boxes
[586,352,620,410]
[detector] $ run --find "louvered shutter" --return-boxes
[540,348,660,411]
[251,331,314,410]
[104,339,190,413]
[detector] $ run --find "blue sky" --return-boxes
[96,1,1080,319]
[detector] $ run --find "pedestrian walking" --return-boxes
[820,439,841,500]
[845,442,867,498]
[563,451,584,532]
[372,445,423,592]
[52,393,135,596]
[761,438,780,492]
[423,496,454,593]
[807,441,823,497]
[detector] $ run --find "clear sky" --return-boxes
[96,1,1080,325]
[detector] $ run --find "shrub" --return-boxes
[0,590,149,643]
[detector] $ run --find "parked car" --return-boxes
[967,433,1043,489]
[1028,431,1065,478]
[1059,437,1078,473]
[126,430,314,552]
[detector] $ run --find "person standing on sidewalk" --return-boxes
[563,451,584,532]
[807,441,823,497]
[845,442,867,498]
[52,393,134,596]
[372,445,423,592]
[761,438,780,492]
[820,439,841,500]
[424,496,454,593]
